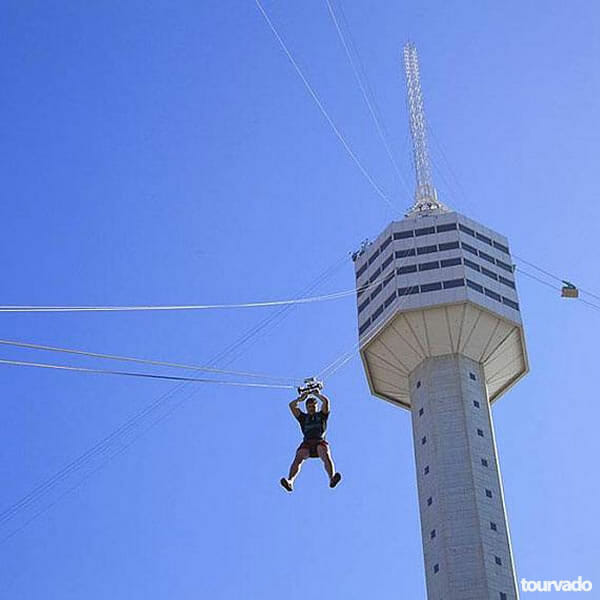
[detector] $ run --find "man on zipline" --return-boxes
[280,384,342,492]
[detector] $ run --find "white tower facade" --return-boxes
[354,44,528,600]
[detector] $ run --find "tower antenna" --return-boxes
[403,42,448,215]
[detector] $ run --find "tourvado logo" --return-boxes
[521,577,593,593]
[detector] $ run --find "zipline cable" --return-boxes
[0,279,379,313]
[254,0,397,213]
[0,358,295,389]
[324,0,411,197]
[0,338,298,384]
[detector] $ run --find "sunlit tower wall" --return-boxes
[353,43,528,600]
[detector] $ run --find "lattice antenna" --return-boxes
[403,42,448,216]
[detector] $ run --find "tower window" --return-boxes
[462,242,478,255]
[394,230,414,240]
[420,282,442,293]
[473,400,480,408]
[436,222,457,233]
[481,458,489,467]
[415,226,435,236]
[416,380,421,388]
[490,522,497,531]
[398,264,418,275]
[438,241,459,251]
[424,465,430,475]
[417,244,437,255]
[485,489,493,498]
[427,496,432,506]
[430,529,436,539]
[441,257,461,267]
[500,593,507,600]
[495,556,503,566]
[396,248,416,258]
[459,224,475,237]
[477,429,484,437]
[418,407,424,417]
[421,436,427,445]
[433,563,439,573]
[469,372,477,381]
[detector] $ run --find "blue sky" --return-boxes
[1,1,599,598]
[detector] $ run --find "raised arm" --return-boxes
[314,391,330,414]
[289,391,308,418]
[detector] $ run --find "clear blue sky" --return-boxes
[1,1,599,598]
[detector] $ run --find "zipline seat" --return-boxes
[561,281,579,298]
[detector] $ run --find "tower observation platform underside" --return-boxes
[354,211,528,409]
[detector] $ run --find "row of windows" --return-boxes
[358,254,515,306]
[461,242,513,273]
[358,240,513,285]
[358,276,519,335]
[355,222,510,278]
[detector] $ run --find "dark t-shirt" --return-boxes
[296,410,328,441]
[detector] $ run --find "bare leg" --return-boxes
[288,449,309,483]
[317,445,335,480]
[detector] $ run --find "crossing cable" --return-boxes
[324,0,411,197]
[0,280,382,313]
[254,0,397,213]
[0,338,298,384]
[0,256,350,540]
[0,358,295,388]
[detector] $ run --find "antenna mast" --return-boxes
[403,42,448,216]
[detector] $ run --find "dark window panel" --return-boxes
[464,258,480,271]
[399,285,420,296]
[381,254,393,271]
[372,304,384,321]
[476,232,493,246]
[502,297,520,310]
[459,224,475,236]
[396,248,416,258]
[398,264,418,275]
[466,279,484,293]
[499,276,515,289]
[443,278,465,289]
[481,267,498,281]
[493,241,510,254]
[439,241,460,251]
[384,291,397,308]
[419,261,440,272]
[356,263,367,278]
[421,282,443,292]
[370,284,383,300]
[383,272,395,287]
[368,249,380,265]
[415,226,435,236]
[394,230,414,240]
[380,236,392,252]
[358,298,370,313]
[437,222,457,233]
[484,288,502,302]
[417,244,437,255]
[369,267,382,283]
[479,251,495,264]
[441,257,461,267]
[496,259,513,272]
[358,320,371,335]
[462,242,478,255]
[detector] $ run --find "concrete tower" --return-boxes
[353,43,528,600]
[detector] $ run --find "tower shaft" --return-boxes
[410,355,519,599]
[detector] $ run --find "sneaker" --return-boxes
[280,477,293,492]
[329,472,342,488]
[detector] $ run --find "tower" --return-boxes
[354,43,528,600]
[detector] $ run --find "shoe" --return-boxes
[280,477,293,492]
[329,472,342,488]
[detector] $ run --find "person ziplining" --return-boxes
[280,378,342,492]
